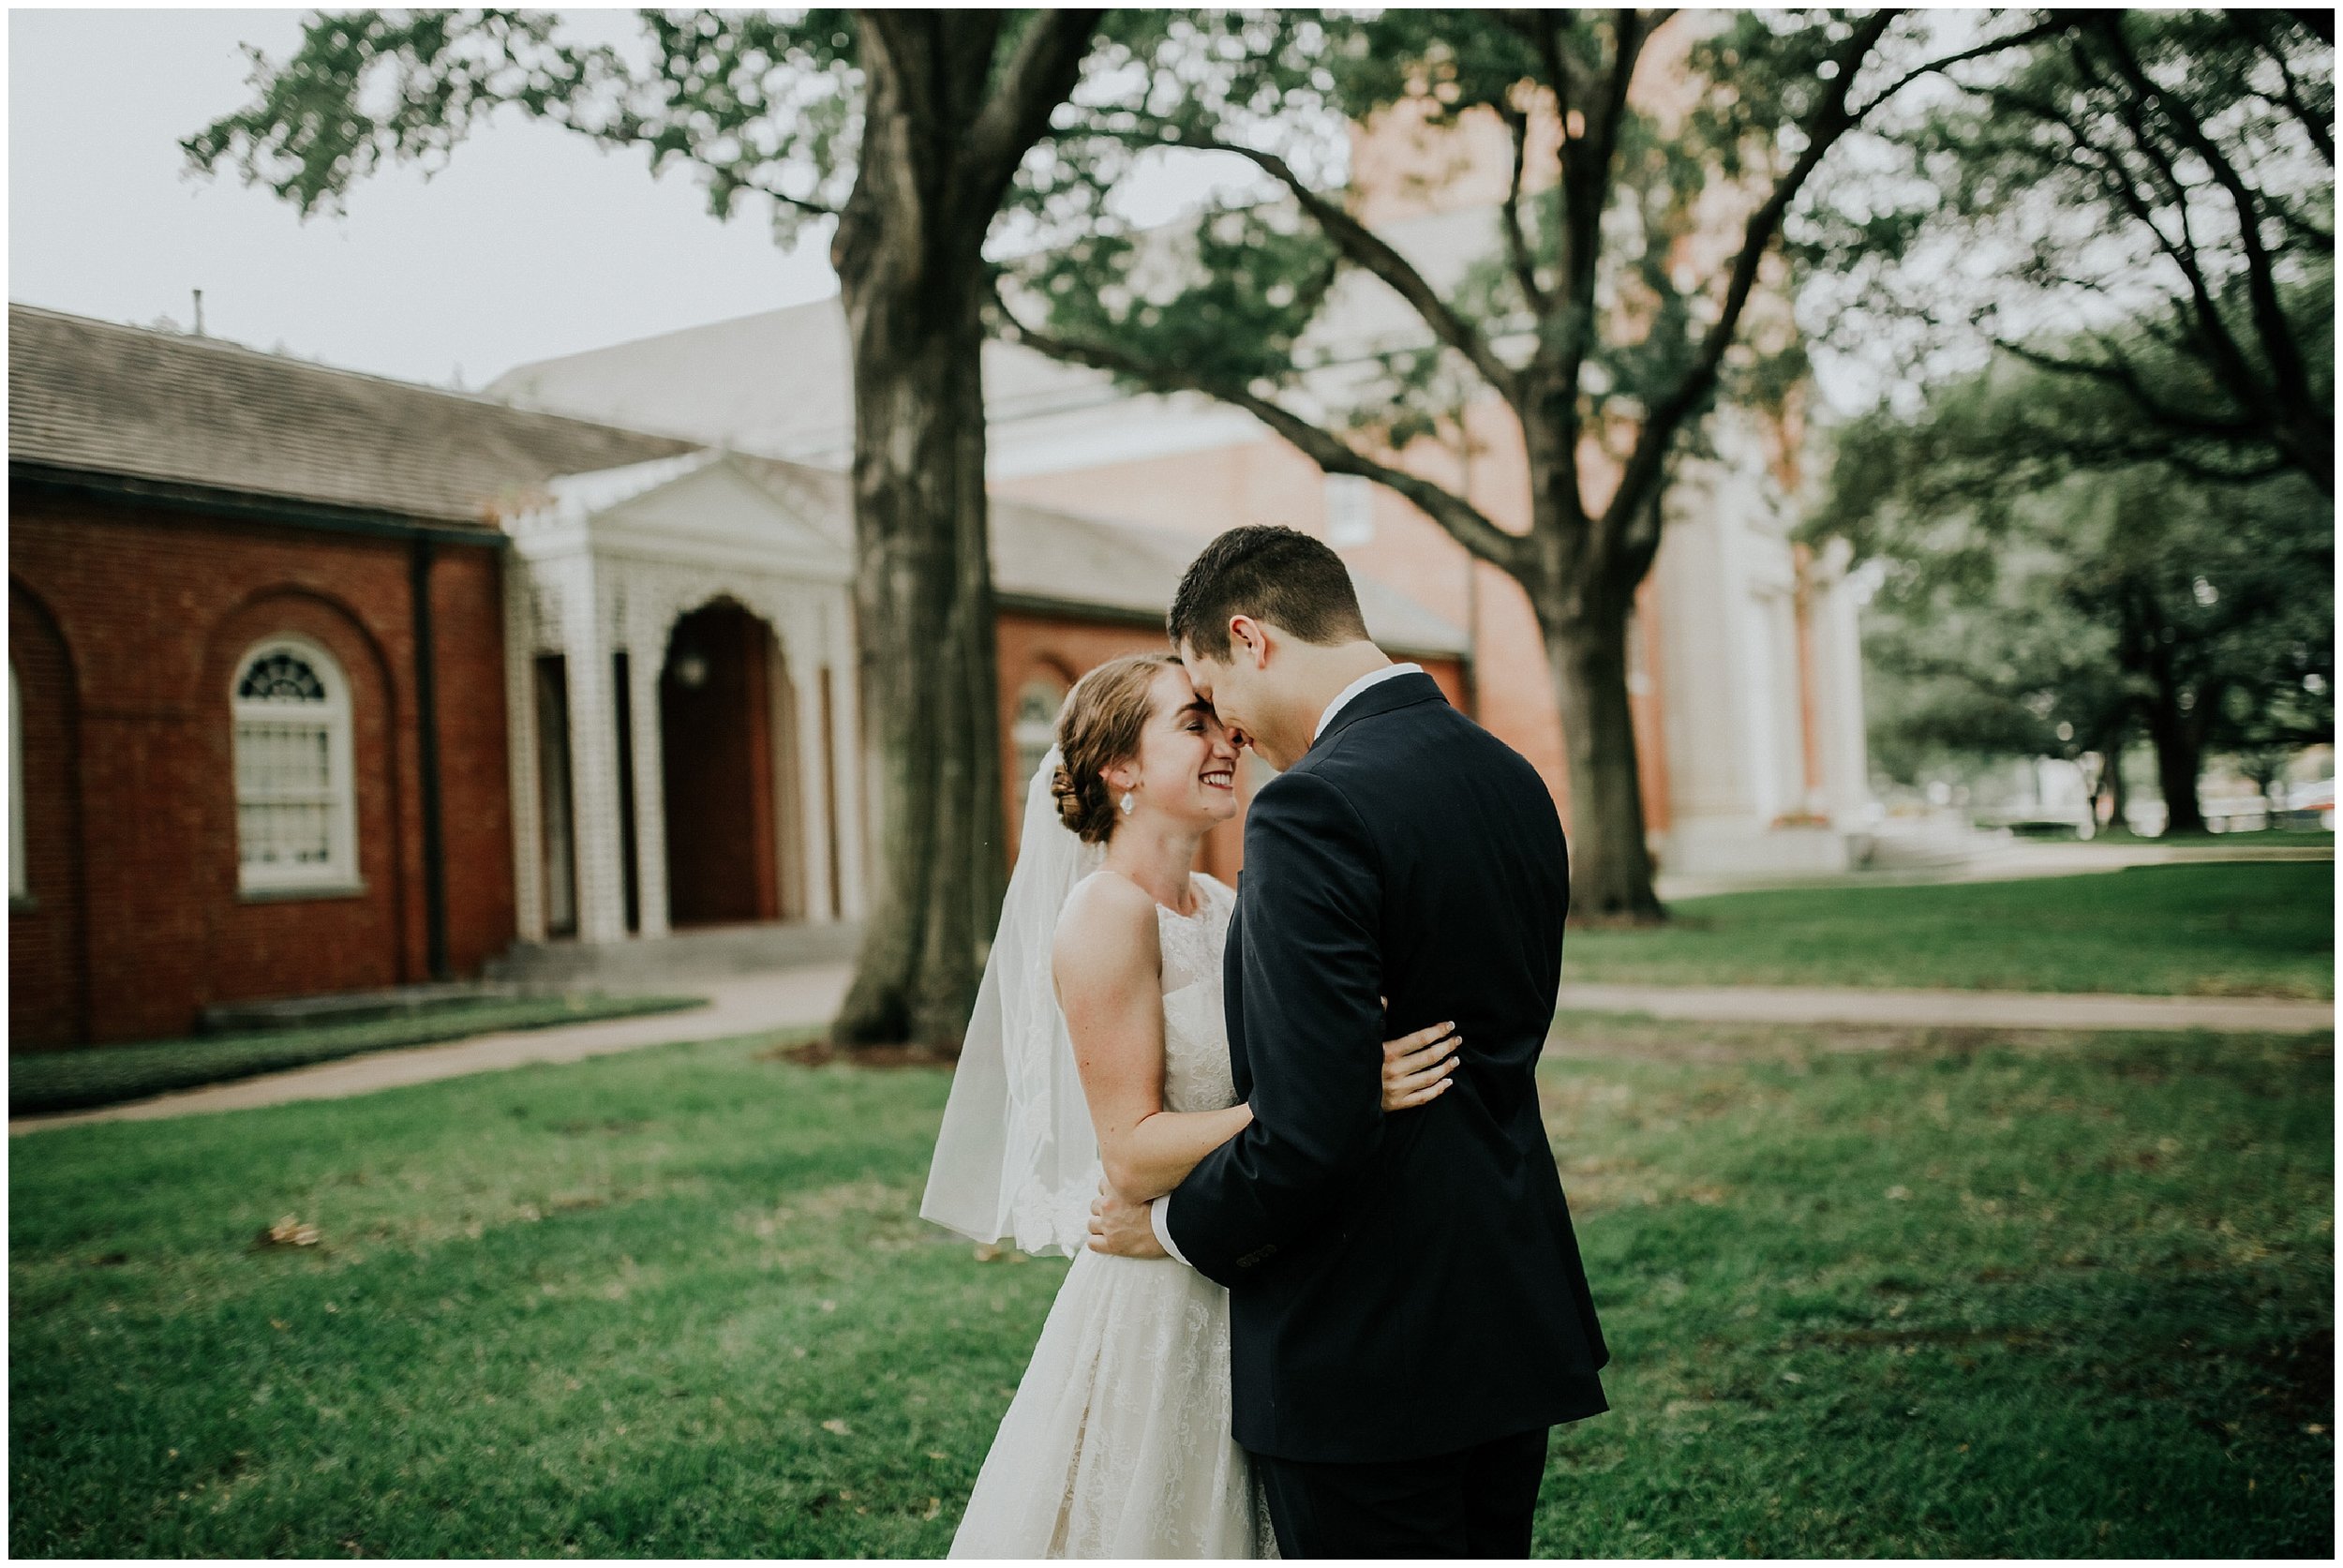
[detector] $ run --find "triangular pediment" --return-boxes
[519,449,850,582]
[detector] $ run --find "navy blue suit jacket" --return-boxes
[1164,671,1608,1462]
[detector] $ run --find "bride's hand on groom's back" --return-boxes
[1382,1019,1461,1111]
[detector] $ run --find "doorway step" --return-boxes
[485,920,864,987]
[197,980,554,1035]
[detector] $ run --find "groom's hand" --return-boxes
[1087,1179,1168,1259]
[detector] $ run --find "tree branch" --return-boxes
[1585,9,1651,180]
[1598,10,1896,553]
[1992,335,2263,440]
[1112,125,1523,404]
[2087,15,2319,435]
[963,9,1103,216]
[2239,7,2336,165]
[1980,79,2268,419]
[1844,13,2067,123]
[724,167,844,221]
[1550,8,1654,372]
[992,287,1530,577]
[1495,99,1549,314]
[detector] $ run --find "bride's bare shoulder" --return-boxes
[1052,870,1159,980]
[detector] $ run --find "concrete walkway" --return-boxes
[14,963,2330,1138]
[8,964,856,1137]
[1555,982,2332,1035]
[1654,835,2329,902]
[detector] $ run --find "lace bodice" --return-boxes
[1157,874,1238,1114]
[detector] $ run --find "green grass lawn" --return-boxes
[1568,860,2334,998]
[8,994,705,1116]
[11,1014,2331,1558]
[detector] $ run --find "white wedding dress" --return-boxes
[948,871,1277,1559]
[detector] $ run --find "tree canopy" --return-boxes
[1811,332,2334,833]
[1794,8,2334,492]
[991,7,2057,918]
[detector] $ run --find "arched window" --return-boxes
[1325,473,1376,547]
[1012,678,1067,790]
[232,636,357,892]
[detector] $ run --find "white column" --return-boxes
[1750,584,1798,823]
[787,629,835,923]
[503,559,546,945]
[627,609,671,939]
[1811,549,1873,821]
[1653,476,1761,824]
[828,604,868,921]
[562,561,627,945]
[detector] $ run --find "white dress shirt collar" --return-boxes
[1313,662,1424,741]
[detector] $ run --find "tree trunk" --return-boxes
[2097,721,2130,835]
[1542,596,1664,922]
[2278,411,2336,499]
[827,24,1008,1050]
[2246,759,2288,829]
[2142,689,2210,837]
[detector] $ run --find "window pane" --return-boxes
[232,643,351,886]
[240,800,332,867]
[237,720,332,797]
[1325,474,1375,546]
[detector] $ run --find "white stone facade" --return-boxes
[1650,409,1873,879]
[500,451,866,948]
[490,283,1876,889]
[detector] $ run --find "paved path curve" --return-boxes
[9,966,857,1138]
[13,970,2330,1138]
[1555,982,2332,1035]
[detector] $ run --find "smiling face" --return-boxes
[1105,664,1240,831]
[1179,620,1306,771]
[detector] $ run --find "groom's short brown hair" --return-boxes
[1168,525,1371,661]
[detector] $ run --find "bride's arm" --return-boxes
[1053,874,1252,1204]
[1052,878,1469,1206]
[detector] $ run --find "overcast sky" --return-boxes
[7,7,1995,415]
[7,7,1287,394]
[8,7,855,388]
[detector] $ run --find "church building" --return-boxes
[8,305,1465,1047]
[493,241,1873,889]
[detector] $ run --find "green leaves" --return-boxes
[185,8,864,239]
[1807,325,2334,787]
[1009,198,1336,393]
[1795,8,2334,490]
[185,11,617,217]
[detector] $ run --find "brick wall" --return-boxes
[992,413,1673,840]
[994,609,1466,887]
[7,488,515,1048]
[9,578,87,1045]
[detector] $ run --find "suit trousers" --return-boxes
[1250,1426,1551,1559]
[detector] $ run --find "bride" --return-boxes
[921,651,1462,1558]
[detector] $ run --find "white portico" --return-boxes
[1649,410,1873,879]
[499,449,865,950]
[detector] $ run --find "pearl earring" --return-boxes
[1120,790,1135,816]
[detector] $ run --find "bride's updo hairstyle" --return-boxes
[1051,651,1184,844]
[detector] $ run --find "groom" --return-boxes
[1089,524,1609,1558]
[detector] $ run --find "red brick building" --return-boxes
[8,306,1466,1047]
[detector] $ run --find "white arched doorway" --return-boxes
[500,450,862,948]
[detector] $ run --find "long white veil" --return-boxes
[920,745,1107,1257]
